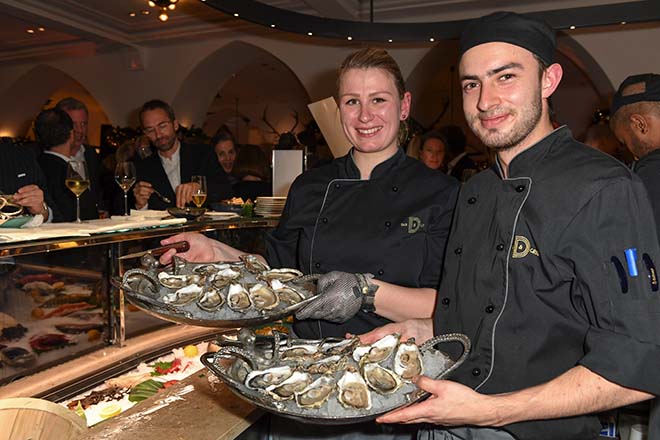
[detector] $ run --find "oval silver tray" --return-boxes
[118,257,318,328]
[202,330,470,425]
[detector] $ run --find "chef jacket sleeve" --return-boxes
[265,178,302,269]
[418,182,459,288]
[562,176,660,395]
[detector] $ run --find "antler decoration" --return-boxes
[262,106,280,136]
[289,110,300,133]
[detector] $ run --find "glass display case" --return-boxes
[0,217,277,389]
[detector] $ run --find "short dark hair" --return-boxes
[210,128,235,148]
[139,99,176,125]
[420,130,448,149]
[35,108,73,149]
[56,97,88,114]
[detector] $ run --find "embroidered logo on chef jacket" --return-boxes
[400,216,425,234]
[512,235,539,259]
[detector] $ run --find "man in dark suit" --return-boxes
[0,140,55,222]
[56,97,107,217]
[35,108,99,222]
[133,99,232,210]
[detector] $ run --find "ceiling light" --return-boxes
[38,27,45,32]
[388,39,393,43]
[347,36,352,41]
[234,13,239,17]
[307,32,313,36]
[26,29,35,34]
[159,13,169,21]
[168,4,176,10]
[146,0,178,22]
[621,21,627,25]
[569,25,576,29]
[429,37,435,42]
[270,24,275,28]
[148,1,156,7]
[129,12,136,17]
[141,10,150,15]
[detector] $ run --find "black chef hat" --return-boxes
[611,73,660,116]
[460,11,556,66]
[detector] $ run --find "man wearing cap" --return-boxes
[358,11,660,440]
[610,73,660,242]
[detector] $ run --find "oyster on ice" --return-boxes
[362,363,402,395]
[193,263,231,276]
[211,268,242,289]
[196,286,225,311]
[279,344,319,362]
[270,280,306,305]
[227,283,252,312]
[319,337,359,356]
[394,338,423,381]
[258,268,303,283]
[337,367,371,410]
[245,365,293,389]
[158,272,201,289]
[352,333,400,364]
[304,354,348,375]
[162,284,202,305]
[267,371,312,401]
[249,283,279,311]
[240,254,270,273]
[295,375,335,409]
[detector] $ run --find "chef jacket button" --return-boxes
[515,185,525,193]
[392,186,398,192]
[467,197,477,204]
[472,368,481,376]
[496,243,505,251]
[377,269,384,275]
[315,262,321,269]
[385,221,391,228]
[441,297,450,305]
[334,183,341,189]
[454,247,462,255]
[322,217,328,223]
[485,305,495,313]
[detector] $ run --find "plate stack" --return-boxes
[255,197,287,217]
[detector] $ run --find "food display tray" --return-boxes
[119,256,318,328]
[201,330,470,424]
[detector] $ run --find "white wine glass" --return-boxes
[65,160,90,223]
[191,175,207,208]
[115,162,137,216]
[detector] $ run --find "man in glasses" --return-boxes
[133,99,232,210]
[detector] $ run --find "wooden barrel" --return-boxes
[0,397,86,440]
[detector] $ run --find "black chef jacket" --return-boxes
[266,147,459,339]
[634,148,660,244]
[433,127,660,440]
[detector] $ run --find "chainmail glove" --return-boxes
[295,271,376,323]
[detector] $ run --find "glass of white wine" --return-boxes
[191,175,207,208]
[65,160,90,223]
[115,162,137,216]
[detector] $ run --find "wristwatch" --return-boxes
[357,273,379,313]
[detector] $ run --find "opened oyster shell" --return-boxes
[353,333,400,364]
[162,284,202,305]
[249,283,279,311]
[362,363,402,395]
[267,371,312,401]
[394,339,423,381]
[227,284,252,312]
[245,365,293,390]
[295,375,335,409]
[158,273,201,289]
[337,367,371,410]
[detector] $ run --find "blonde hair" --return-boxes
[337,48,406,99]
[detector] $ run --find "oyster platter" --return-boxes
[202,329,470,424]
[120,255,319,327]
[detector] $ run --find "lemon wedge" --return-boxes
[183,344,198,357]
[99,402,122,419]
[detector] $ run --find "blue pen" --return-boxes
[624,248,638,277]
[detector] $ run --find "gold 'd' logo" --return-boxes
[511,235,539,259]
[400,216,424,234]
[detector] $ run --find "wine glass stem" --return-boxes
[124,192,129,216]
[76,196,81,223]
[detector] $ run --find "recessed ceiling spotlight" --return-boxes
[168,4,176,10]
[38,27,45,32]
[159,12,169,21]
[148,1,156,7]
[26,29,35,34]
[388,39,393,43]
[347,36,353,41]
[234,13,239,17]
[569,25,576,30]
[621,21,627,25]
[141,10,150,15]
[307,32,313,36]
[429,37,435,42]
[129,12,137,17]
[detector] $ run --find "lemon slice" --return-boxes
[183,344,198,358]
[99,402,122,419]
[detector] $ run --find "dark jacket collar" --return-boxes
[343,147,407,179]
[496,126,571,179]
[636,148,660,169]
